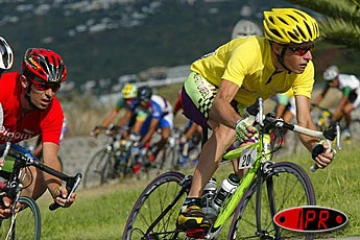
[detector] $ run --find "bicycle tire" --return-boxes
[83,147,116,188]
[122,171,189,240]
[0,196,41,240]
[227,161,315,240]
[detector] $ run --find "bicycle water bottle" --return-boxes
[202,178,218,218]
[212,173,241,213]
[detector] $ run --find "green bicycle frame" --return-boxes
[213,133,272,228]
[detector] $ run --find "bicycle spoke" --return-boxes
[123,172,188,240]
[228,162,315,240]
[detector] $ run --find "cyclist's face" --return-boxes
[283,42,314,74]
[140,99,151,107]
[124,98,135,106]
[328,78,339,87]
[29,84,56,110]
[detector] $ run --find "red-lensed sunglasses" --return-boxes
[288,44,315,56]
[32,81,61,92]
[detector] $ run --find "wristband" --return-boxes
[235,119,242,129]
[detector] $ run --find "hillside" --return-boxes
[1,0,291,91]
[1,0,360,95]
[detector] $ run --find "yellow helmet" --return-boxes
[122,84,138,99]
[263,8,320,44]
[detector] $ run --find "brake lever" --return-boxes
[49,173,82,211]
[336,123,341,150]
[310,122,340,172]
[66,173,82,202]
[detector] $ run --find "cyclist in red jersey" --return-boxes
[0,48,76,217]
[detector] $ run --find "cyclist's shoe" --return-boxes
[132,162,142,174]
[177,204,211,238]
[148,153,156,163]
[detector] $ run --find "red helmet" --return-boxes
[22,48,67,85]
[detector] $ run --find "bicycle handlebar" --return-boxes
[0,143,82,210]
[49,172,82,211]
[246,98,340,173]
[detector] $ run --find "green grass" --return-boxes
[35,143,359,239]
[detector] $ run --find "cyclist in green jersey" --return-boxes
[312,65,360,142]
[177,8,336,235]
[91,84,138,138]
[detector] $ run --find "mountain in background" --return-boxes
[1,0,357,94]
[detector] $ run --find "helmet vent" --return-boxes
[271,29,282,38]
[288,32,298,40]
[269,16,275,24]
[304,22,313,38]
[296,10,307,19]
[297,26,307,39]
[288,15,298,22]
[278,17,288,25]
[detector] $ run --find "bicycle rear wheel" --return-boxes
[83,147,116,188]
[0,196,41,240]
[122,171,189,240]
[228,161,315,240]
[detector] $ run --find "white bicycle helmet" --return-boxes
[231,20,262,39]
[0,36,14,71]
[323,65,339,81]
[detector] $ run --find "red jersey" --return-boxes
[173,90,183,115]
[0,72,64,145]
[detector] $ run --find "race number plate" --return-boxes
[238,148,257,169]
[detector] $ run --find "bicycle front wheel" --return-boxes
[83,147,116,188]
[0,196,41,240]
[122,171,189,240]
[228,161,315,240]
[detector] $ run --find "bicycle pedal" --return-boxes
[186,228,207,239]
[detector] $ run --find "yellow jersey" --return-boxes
[190,36,314,107]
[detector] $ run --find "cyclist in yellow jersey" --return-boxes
[177,8,336,236]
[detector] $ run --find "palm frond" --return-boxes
[286,0,360,22]
[319,18,360,48]
[285,0,360,49]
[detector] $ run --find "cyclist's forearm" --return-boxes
[297,121,319,152]
[210,99,241,129]
[99,109,118,127]
[32,144,43,158]
[276,104,286,118]
[333,97,347,120]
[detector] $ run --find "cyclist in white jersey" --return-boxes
[312,65,360,141]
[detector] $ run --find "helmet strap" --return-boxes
[25,82,42,110]
[276,45,292,74]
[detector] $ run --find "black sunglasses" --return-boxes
[288,44,315,56]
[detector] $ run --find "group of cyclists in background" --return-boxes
[0,5,359,238]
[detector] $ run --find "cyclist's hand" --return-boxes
[235,117,257,141]
[90,126,101,138]
[54,186,76,208]
[311,140,336,169]
[0,157,4,169]
[0,195,13,218]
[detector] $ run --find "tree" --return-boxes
[285,0,360,49]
